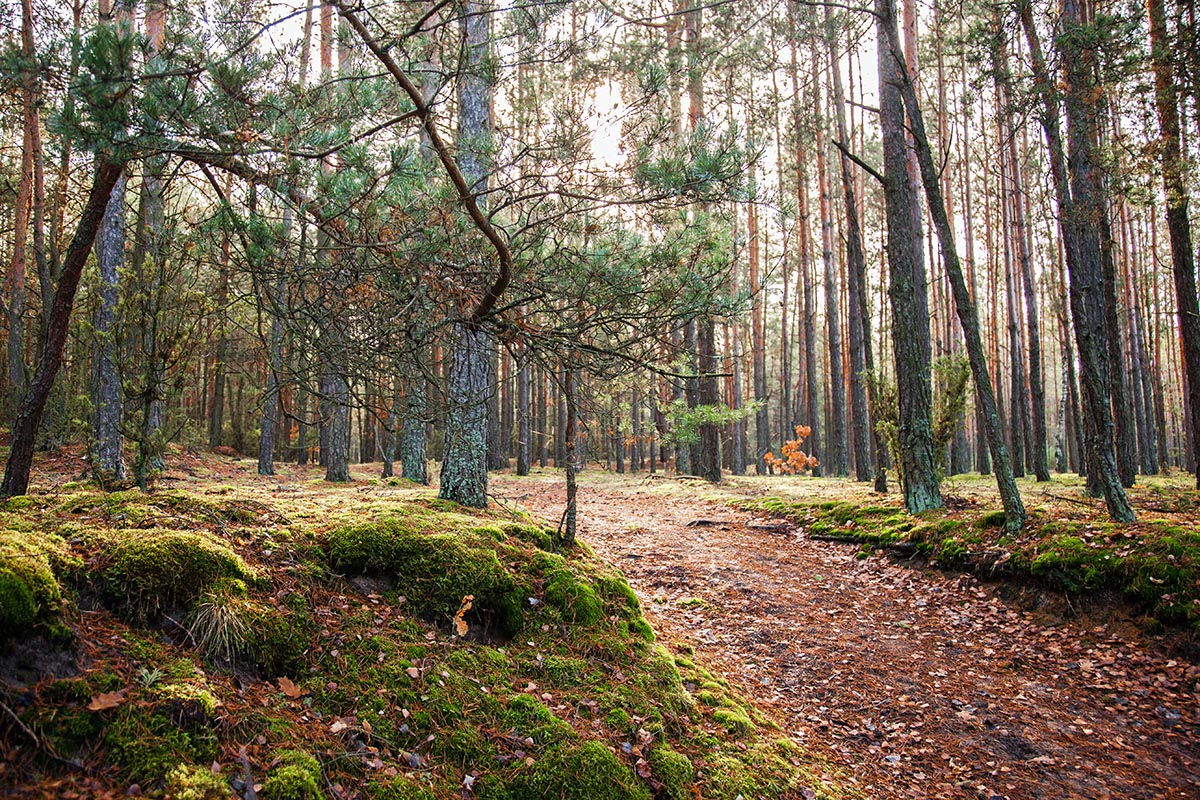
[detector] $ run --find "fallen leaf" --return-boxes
[455,595,475,637]
[87,689,128,711]
[277,677,304,698]
[330,719,350,734]
[635,758,652,779]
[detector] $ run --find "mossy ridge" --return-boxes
[0,529,80,639]
[98,529,259,620]
[4,484,834,799]
[738,497,1200,634]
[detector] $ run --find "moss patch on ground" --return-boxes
[736,495,1200,634]
[0,482,836,799]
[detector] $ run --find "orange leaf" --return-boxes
[277,677,304,699]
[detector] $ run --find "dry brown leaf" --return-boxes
[87,689,128,711]
[277,676,304,698]
[454,594,475,637]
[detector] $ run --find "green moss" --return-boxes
[164,764,230,800]
[543,569,604,625]
[499,694,573,746]
[242,597,315,676]
[711,707,754,734]
[2,495,38,512]
[432,726,497,768]
[626,617,654,642]
[365,776,438,800]
[154,682,219,726]
[647,747,693,800]
[700,754,757,797]
[325,519,526,636]
[101,530,256,618]
[104,709,219,785]
[0,530,78,639]
[504,740,650,800]
[594,575,642,616]
[263,749,324,800]
[502,522,555,551]
[975,510,1008,529]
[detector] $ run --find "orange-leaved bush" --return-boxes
[764,426,819,475]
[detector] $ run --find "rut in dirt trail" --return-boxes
[493,475,1200,800]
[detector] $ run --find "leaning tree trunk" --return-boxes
[3,162,124,497]
[877,0,942,514]
[1148,0,1200,489]
[1019,0,1133,520]
[879,9,1025,529]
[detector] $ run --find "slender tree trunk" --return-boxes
[561,365,578,546]
[516,347,531,476]
[826,7,877,484]
[748,166,769,474]
[400,341,429,484]
[813,52,847,476]
[258,273,286,475]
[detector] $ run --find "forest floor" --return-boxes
[490,469,1200,800]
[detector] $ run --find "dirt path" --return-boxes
[492,474,1200,800]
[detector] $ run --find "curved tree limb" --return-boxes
[336,1,511,327]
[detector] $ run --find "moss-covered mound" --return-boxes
[98,529,258,619]
[0,530,80,639]
[737,496,1200,634]
[0,484,834,799]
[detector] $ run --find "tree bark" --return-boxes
[3,161,124,497]
[1019,0,1134,520]
[1148,0,1200,488]
[826,7,878,485]
[877,0,942,514]
[878,7,1025,529]
[813,50,847,477]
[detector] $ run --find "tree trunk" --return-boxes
[91,173,127,484]
[813,50,847,477]
[440,324,491,506]
[879,7,1025,529]
[748,167,769,474]
[826,7,876,484]
[1019,0,1134,520]
[516,347,531,476]
[1148,0,1200,488]
[3,161,124,497]
[439,0,496,503]
[877,0,942,514]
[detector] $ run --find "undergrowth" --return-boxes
[0,481,839,800]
